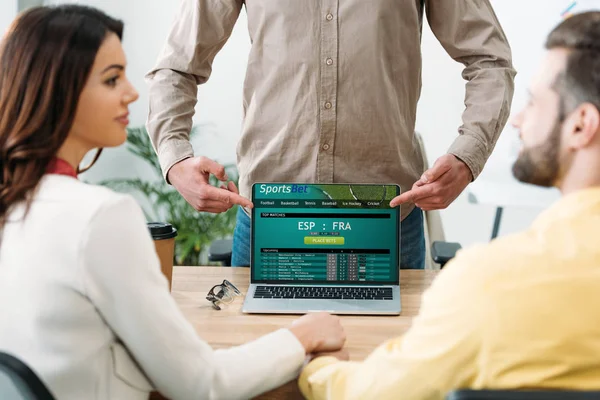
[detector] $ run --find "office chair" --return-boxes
[208,132,462,268]
[207,238,233,266]
[447,389,600,400]
[0,352,55,400]
[414,132,461,269]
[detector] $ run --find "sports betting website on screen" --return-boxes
[251,183,400,284]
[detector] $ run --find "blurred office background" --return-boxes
[2,0,595,263]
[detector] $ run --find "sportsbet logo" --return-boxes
[259,184,309,195]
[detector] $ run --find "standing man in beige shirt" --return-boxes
[146,0,515,268]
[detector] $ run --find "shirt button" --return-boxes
[326,13,334,21]
[322,143,330,151]
[326,58,333,66]
[324,102,332,109]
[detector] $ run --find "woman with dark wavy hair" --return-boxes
[0,6,345,400]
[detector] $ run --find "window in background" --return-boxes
[0,1,17,37]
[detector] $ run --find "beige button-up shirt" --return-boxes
[146,0,515,220]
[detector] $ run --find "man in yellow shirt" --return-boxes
[300,11,600,400]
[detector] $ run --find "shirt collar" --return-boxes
[533,186,600,228]
[46,158,77,179]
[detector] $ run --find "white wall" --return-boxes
[41,0,596,246]
[417,0,553,245]
[0,0,17,37]
[418,0,599,245]
[43,0,249,183]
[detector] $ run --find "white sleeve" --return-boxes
[80,195,305,400]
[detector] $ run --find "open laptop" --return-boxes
[242,183,401,315]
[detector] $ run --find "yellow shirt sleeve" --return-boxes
[299,247,490,400]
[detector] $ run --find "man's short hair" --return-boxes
[546,12,600,120]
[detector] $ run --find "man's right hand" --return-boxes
[288,312,346,354]
[167,156,253,213]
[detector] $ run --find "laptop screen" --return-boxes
[251,183,400,284]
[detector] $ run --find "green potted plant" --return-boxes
[100,126,238,266]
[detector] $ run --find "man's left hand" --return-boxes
[390,154,473,211]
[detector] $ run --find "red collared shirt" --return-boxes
[46,158,77,179]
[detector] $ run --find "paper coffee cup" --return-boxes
[147,222,178,290]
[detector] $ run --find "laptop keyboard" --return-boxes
[253,286,393,300]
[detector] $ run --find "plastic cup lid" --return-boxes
[147,222,178,240]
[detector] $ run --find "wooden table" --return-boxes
[170,267,438,399]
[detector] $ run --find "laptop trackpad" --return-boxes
[244,298,400,315]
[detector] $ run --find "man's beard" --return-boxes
[512,123,562,187]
